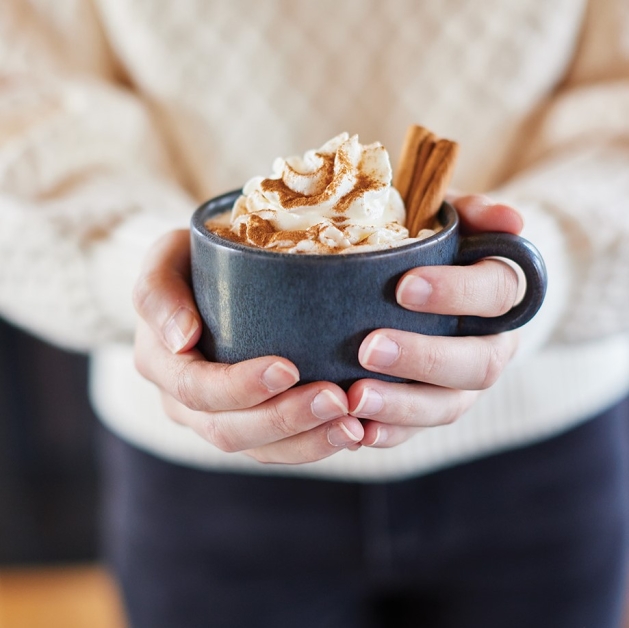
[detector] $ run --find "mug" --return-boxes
[191,190,547,388]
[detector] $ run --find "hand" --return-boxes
[132,230,364,465]
[347,194,524,448]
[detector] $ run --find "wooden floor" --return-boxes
[0,564,127,628]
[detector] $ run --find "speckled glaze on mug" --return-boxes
[191,190,547,388]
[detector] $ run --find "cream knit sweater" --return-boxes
[1,0,629,480]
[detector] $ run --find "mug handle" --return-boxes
[454,233,548,336]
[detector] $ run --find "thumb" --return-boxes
[132,229,202,354]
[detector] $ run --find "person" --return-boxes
[1,1,629,626]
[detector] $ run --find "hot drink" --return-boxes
[205,133,439,254]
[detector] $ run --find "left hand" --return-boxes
[347,194,524,448]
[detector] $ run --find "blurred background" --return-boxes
[0,317,126,627]
[0,318,98,566]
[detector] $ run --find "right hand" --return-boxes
[132,230,364,464]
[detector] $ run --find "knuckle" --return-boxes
[174,362,204,411]
[493,264,519,315]
[402,406,422,428]
[395,396,421,426]
[261,404,294,439]
[201,417,241,453]
[440,393,472,425]
[438,408,459,426]
[432,398,458,426]
[291,440,326,464]
[220,363,247,408]
[457,271,478,310]
[381,390,421,428]
[131,271,158,317]
[419,343,446,379]
[478,340,509,389]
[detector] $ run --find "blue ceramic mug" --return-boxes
[191,190,547,388]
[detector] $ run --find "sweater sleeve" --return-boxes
[0,0,195,351]
[489,0,629,348]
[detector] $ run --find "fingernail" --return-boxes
[470,194,493,207]
[312,390,347,420]
[327,422,361,447]
[163,307,199,353]
[397,275,432,307]
[353,387,384,416]
[362,334,400,368]
[453,194,493,213]
[261,362,299,392]
[367,426,388,447]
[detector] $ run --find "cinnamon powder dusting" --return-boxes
[261,167,382,216]
[207,214,311,251]
[204,134,402,253]
[261,156,337,207]
[334,173,383,214]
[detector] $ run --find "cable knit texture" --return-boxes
[1,0,629,479]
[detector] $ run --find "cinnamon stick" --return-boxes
[395,125,459,237]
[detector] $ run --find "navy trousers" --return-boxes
[99,396,629,628]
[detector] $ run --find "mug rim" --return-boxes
[191,189,458,261]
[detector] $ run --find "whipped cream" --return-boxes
[207,133,437,254]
